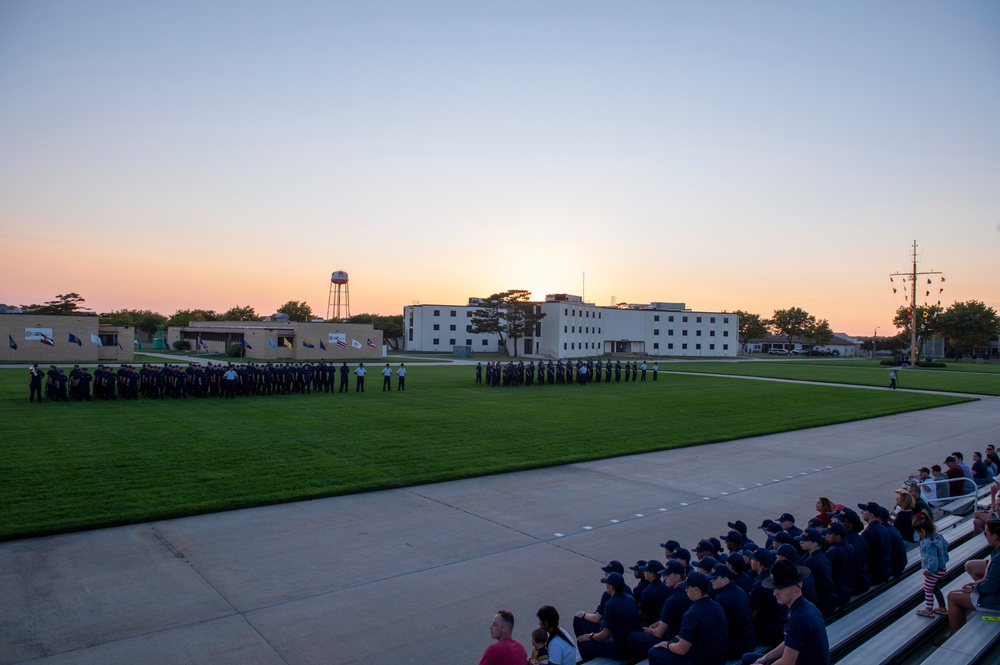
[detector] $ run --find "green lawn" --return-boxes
[663,359,1000,395]
[0,365,973,540]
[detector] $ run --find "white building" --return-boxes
[403,294,739,359]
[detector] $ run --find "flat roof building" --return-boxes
[0,314,135,364]
[404,295,739,359]
[167,320,384,361]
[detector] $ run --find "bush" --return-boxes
[227,343,244,358]
[879,359,897,366]
[917,361,947,368]
[172,340,190,351]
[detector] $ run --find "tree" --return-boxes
[809,318,834,346]
[221,305,258,321]
[769,307,815,348]
[469,289,545,357]
[276,300,313,321]
[734,310,769,347]
[892,304,943,357]
[166,308,219,328]
[21,293,92,315]
[936,300,1000,359]
[348,313,404,350]
[100,309,168,337]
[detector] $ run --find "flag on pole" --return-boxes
[941,277,946,282]
[68,333,82,346]
[268,338,277,349]
[241,338,252,350]
[302,339,315,349]
[890,277,893,282]
[337,338,347,348]
[8,334,17,350]
[351,339,362,349]
[40,334,55,346]
[197,336,208,350]
[91,334,103,347]
[319,340,327,351]
[283,338,293,349]
[367,338,377,349]
[927,279,932,284]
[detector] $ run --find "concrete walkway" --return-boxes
[2,395,998,665]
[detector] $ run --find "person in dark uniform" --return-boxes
[29,364,43,402]
[54,369,69,401]
[475,361,482,384]
[615,361,622,382]
[595,359,603,383]
[605,360,612,382]
[339,362,350,392]
[647,572,728,665]
[355,363,366,392]
[576,572,641,662]
[381,363,392,391]
[653,362,659,381]
[742,560,828,665]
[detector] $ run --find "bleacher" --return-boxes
[582,491,1000,665]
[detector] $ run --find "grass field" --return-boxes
[664,358,1000,395]
[0,364,975,540]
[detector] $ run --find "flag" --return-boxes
[890,277,893,282]
[337,338,347,348]
[241,338,252,350]
[40,334,54,346]
[283,338,292,348]
[927,279,932,284]
[91,334,103,347]
[68,333,82,346]
[351,339,362,349]
[941,277,946,282]
[925,291,930,297]
[268,338,277,349]
[197,336,208,350]
[302,339,315,349]
[892,288,897,294]
[939,288,943,294]
[8,335,16,350]
[367,338,377,349]
[320,340,327,351]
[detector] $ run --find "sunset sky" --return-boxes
[1,1,997,336]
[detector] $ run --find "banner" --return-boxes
[24,327,53,342]
[328,333,346,345]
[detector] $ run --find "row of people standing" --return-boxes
[475,359,659,387]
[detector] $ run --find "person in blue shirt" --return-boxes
[648,572,728,665]
[628,560,688,655]
[796,530,837,619]
[573,561,631,637]
[709,563,757,659]
[743,559,829,665]
[639,561,671,626]
[857,502,892,584]
[577,572,641,662]
[749,549,787,647]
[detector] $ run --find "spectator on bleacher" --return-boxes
[694,540,717,562]
[906,481,932,519]
[912,516,949,618]
[479,609,527,665]
[943,519,1000,641]
[668,547,694,575]
[749,549,788,647]
[931,464,950,502]
[813,498,835,528]
[572,561,630,637]
[972,451,994,487]
[647,572,728,665]
[728,552,756,595]
[639,561,671,627]
[535,605,578,665]
[743,560,830,665]
[796,530,837,619]
[776,513,803,541]
[878,505,907,578]
[627,561,689,656]
[577,571,641,662]
[728,520,756,548]
[776,544,820,611]
[953,451,974,483]
[661,539,681,560]
[837,509,872,594]
[891,490,916,543]
[858,502,893,584]
[916,467,938,506]
[709,563,758,659]
[945,456,975,496]
[629,560,649,601]
[985,444,1000,470]
[724,530,746,555]
[823,522,855,609]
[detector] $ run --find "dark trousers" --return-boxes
[30,384,43,402]
[356,377,364,392]
[397,377,405,391]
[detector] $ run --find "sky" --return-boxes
[1,1,998,335]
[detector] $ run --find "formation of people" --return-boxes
[478,451,1000,664]
[476,358,658,388]
[25,360,408,401]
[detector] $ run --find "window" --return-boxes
[450,310,456,317]
[482,339,489,346]
[564,308,568,315]
[697,316,702,323]
[654,329,660,336]
[408,329,413,341]
[449,338,456,345]
[710,344,715,350]
[653,342,659,349]
[466,339,472,346]
[433,310,440,316]
[564,325,568,333]
[696,344,701,350]
[668,343,674,350]
[683,316,688,322]
[668,316,674,322]
[723,331,729,337]
[710,331,715,337]
[682,343,688,350]
[668,329,674,336]
[572,309,576,316]
[696,330,702,336]
[433,324,440,331]
[571,326,575,333]
[449,324,456,331]
[563,343,567,350]
[682,330,688,336]
[710,317,716,323]
[466,311,472,318]
[571,343,575,349]
[724,317,729,324]
[654,315,660,321]
[432,338,439,345]
[723,344,729,350]
[465,325,471,332]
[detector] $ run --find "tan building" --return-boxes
[0,314,135,364]
[167,320,384,361]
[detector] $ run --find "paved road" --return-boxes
[2,392,997,665]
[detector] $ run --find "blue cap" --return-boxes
[642,560,665,575]
[686,572,710,592]
[776,544,799,561]
[600,572,626,590]
[601,560,625,574]
[708,563,733,579]
[664,560,686,576]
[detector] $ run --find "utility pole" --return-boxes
[890,240,941,367]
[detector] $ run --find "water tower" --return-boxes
[326,270,351,320]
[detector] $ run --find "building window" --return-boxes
[683,316,688,322]
[723,331,729,337]
[449,338,456,345]
[710,330,715,337]
[408,329,413,341]
[564,325,568,333]
[572,326,575,333]
[654,315,660,321]
[668,329,674,336]
[723,344,729,350]
[465,325,471,332]
[571,343,575,349]
[696,330,702,336]
[564,308,568,315]
[682,330,688,336]
[466,339,472,346]
[724,317,729,324]
[572,309,576,316]
[696,316,702,323]
[696,343,701,350]
[653,342,659,349]
[433,324,440,331]
[432,338,439,345]
[466,311,473,318]
[563,343,567,350]
[433,310,440,316]
[710,344,715,350]
[668,316,674,322]
[482,339,489,346]
[682,343,688,350]
[654,329,660,336]
[449,324,456,331]
[450,310,456,317]
[710,317,716,323]
[668,343,674,349]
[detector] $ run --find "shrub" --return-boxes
[917,361,947,368]
[880,359,897,366]
[227,343,244,358]
[172,340,190,351]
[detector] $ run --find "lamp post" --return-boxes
[872,326,879,359]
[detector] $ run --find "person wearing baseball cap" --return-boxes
[775,513,803,541]
[823,522,855,610]
[839,510,872,596]
[629,560,650,602]
[723,530,746,553]
[746,559,829,665]
[647,572,727,665]
[577,572,641,662]
[638,561,670,628]
[858,502,893,585]
[749,549,787,648]
[797,530,837,619]
[626,560,689,657]
[573,561,632,638]
[709,564,757,658]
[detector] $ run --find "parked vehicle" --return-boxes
[768,348,790,355]
[790,349,808,355]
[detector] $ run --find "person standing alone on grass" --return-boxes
[888,369,897,390]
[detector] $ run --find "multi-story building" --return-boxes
[404,294,739,358]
